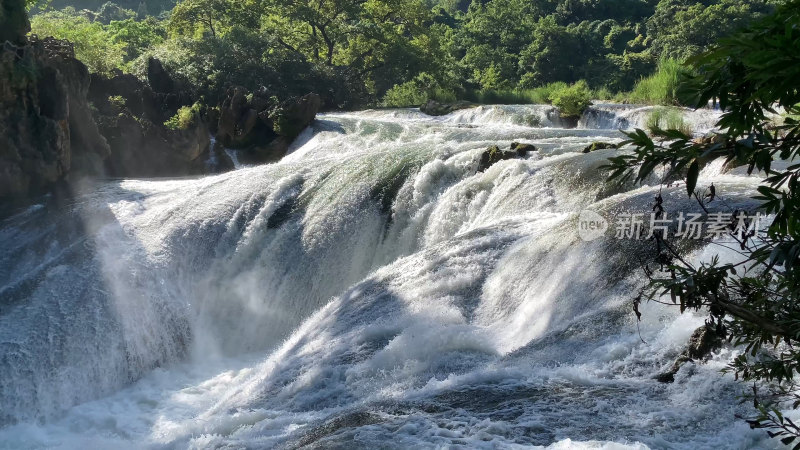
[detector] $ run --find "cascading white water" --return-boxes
[0,104,776,449]
[580,103,722,133]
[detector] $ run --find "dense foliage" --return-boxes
[605,1,800,444]
[23,0,784,108]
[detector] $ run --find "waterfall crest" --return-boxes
[0,104,770,449]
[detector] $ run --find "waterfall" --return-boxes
[0,104,771,449]
[580,103,722,132]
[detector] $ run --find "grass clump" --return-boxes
[629,59,688,105]
[646,107,693,135]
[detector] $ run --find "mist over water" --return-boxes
[0,104,776,448]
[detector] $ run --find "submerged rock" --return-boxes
[692,133,728,146]
[511,142,537,157]
[582,141,618,153]
[656,324,724,383]
[420,99,476,116]
[478,145,517,172]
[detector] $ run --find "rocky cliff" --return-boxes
[1,3,321,211]
[0,37,109,202]
[88,59,211,177]
[217,88,322,164]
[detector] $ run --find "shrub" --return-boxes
[381,72,457,107]
[461,82,569,105]
[592,86,616,101]
[164,102,201,130]
[381,80,430,107]
[108,95,126,109]
[549,80,592,118]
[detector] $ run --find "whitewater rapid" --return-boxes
[0,104,777,448]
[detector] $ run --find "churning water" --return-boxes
[0,104,777,448]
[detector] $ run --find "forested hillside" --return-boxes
[26,0,781,108]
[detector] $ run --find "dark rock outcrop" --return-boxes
[0,21,319,206]
[271,93,322,138]
[217,89,321,164]
[88,66,211,177]
[511,142,536,157]
[0,37,109,202]
[478,145,517,172]
[146,57,175,95]
[582,141,618,153]
[0,0,30,45]
[420,99,476,116]
[94,108,210,177]
[217,86,265,149]
[656,324,724,383]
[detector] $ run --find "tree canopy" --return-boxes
[22,0,785,107]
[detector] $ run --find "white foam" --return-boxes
[0,106,778,449]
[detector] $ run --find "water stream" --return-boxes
[0,104,775,448]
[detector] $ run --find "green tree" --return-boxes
[605,1,800,444]
[647,0,776,60]
[168,0,256,38]
[518,15,584,86]
[261,0,440,95]
[30,8,126,74]
[107,16,165,64]
[454,0,542,86]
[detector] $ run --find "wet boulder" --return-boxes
[216,90,321,164]
[656,324,724,383]
[478,145,517,172]
[216,86,255,148]
[511,142,537,157]
[582,141,618,153]
[217,89,321,148]
[270,93,322,138]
